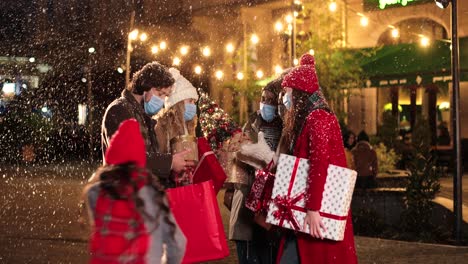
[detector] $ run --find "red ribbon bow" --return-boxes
[272,193,306,230]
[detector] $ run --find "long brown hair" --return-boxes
[280,89,315,154]
[154,101,197,153]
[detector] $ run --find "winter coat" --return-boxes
[101,89,173,186]
[87,184,187,264]
[352,141,378,177]
[293,109,358,264]
[229,113,282,240]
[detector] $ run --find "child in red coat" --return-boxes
[85,119,186,263]
[276,54,358,264]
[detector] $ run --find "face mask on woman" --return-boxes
[260,102,277,122]
[184,103,197,121]
[144,95,165,115]
[282,92,292,110]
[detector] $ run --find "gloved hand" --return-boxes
[237,132,275,169]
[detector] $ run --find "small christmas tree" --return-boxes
[198,88,241,150]
[401,115,440,234]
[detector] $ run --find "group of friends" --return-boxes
[83,52,358,264]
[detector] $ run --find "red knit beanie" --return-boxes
[281,53,319,94]
[105,119,146,168]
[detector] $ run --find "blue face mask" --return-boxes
[260,102,277,122]
[184,103,197,121]
[144,95,165,115]
[282,92,292,110]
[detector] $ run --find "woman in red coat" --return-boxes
[277,53,358,263]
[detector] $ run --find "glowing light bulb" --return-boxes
[391,28,399,38]
[329,2,337,12]
[202,46,211,57]
[173,57,181,66]
[285,15,293,24]
[180,46,189,56]
[194,65,202,75]
[274,65,283,75]
[151,46,159,54]
[159,41,167,50]
[360,16,369,27]
[309,49,315,55]
[275,21,284,32]
[251,34,259,44]
[139,33,148,41]
[236,72,244,80]
[215,70,224,80]
[226,43,235,53]
[256,70,264,79]
[129,29,139,40]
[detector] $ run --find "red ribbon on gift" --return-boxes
[271,157,307,230]
[272,193,306,230]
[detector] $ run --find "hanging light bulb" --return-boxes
[226,43,235,53]
[236,72,244,80]
[285,14,293,24]
[139,33,148,42]
[202,46,211,57]
[251,34,259,44]
[274,21,284,32]
[360,16,369,27]
[173,57,181,66]
[391,28,399,38]
[293,58,299,66]
[215,70,224,80]
[274,65,283,75]
[159,41,167,50]
[329,1,337,12]
[309,49,315,55]
[194,65,202,75]
[129,29,139,40]
[256,70,264,79]
[180,46,189,56]
[151,45,159,54]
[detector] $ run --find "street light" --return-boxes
[434,0,462,243]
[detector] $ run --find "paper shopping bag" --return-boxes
[192,137,227,193]
[166,180,229,263]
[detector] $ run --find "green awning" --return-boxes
[356,37,468,87]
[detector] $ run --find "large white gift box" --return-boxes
[266,154,357,241]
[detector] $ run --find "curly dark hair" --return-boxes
[129,62,175,95]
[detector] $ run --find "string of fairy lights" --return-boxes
[118,0,440,81]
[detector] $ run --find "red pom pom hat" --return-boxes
[105,119,146,169]
[281,53,319,94]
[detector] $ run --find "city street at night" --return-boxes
[2,0,468,263]
[1,163,468,263]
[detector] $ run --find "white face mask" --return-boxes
[282,91,292,110]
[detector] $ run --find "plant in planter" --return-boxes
[401,116,441,235]
[374,142,400,174]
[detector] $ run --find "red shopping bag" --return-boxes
[166,180,229,263]
[192,137,227,193]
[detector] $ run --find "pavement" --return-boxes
[1,163,468,263]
